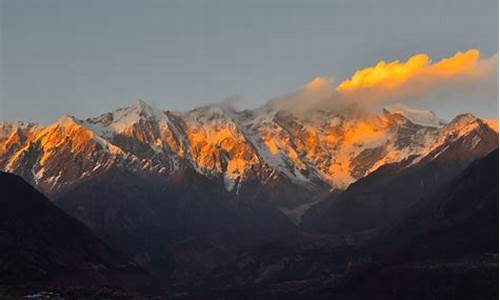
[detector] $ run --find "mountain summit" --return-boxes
[383,104,444,127]
[1,99,497,287]
[0,100,497,212]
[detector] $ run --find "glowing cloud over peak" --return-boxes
[430,49,480,76]
[336,49,483,93]
[264,49,497,116]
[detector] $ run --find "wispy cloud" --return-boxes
[267,49,498,115]
[336,49,498,105]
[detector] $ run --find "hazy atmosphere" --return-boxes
[1,0,498,123]
[0,1,498,299]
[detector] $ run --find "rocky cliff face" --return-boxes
[1,100,497,288]
[301,113,499,233]
[1,100,496,214]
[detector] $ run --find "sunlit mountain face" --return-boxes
[2,49,496,202]
[0,95,497,209]
[0,49,498,299]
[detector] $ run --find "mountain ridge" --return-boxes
[1,100,498,214]
[1,100,497,290]
[0,171,152,288]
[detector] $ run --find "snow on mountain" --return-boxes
[83,99,193,173]
[483,118,498,133]
[180,104,263,192]
[84,99,168,135]
[243,105,442,189]
[0,99,497,213]
[383,103,444,128]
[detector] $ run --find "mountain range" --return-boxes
[0,99,498,297]
[1,99,497,207]
[202,149,499,300]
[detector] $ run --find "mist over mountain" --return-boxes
[1,44,498,299]
[0,92,498,298]
[2,0,499,297]
[1,98,497,203]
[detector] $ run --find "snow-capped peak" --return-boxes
[132,99,162,118]
[440,113,483,137]
[383,103,444,128]
[56,114,81,126]
[3,97,497,197]
[84,99,168,136]
[116,99,165,122]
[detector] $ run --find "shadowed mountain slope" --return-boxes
[0,172,151,291]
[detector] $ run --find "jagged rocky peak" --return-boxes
[0,120,39,133]
[0,99,497,214]
[181,102,262,190]
[85,99,167,131]
[131,98,168,120]
[441,113,486,136]
[448,112,479,126]
[54,113,83,126]
[42,113,113,146]
[0,121,40,147]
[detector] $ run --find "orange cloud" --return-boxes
[336,49,485,93]
[267,49,497,116]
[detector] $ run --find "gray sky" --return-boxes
[1,0,498,123]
